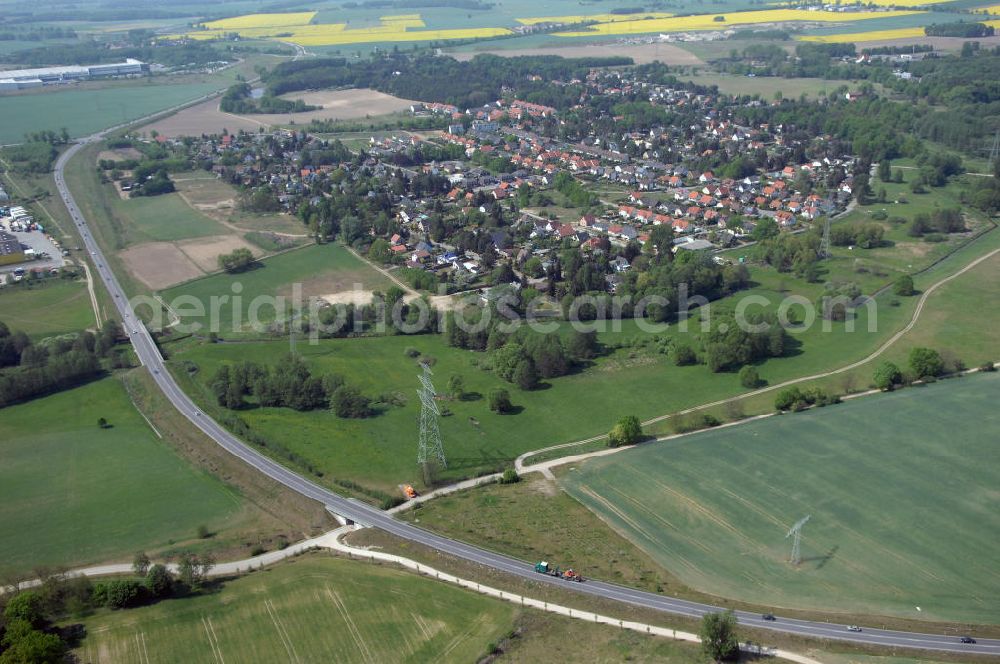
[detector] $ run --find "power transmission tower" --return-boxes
[786,515,810,565]
[416,364,447,469]
[819,217,831,259]
[990,130,1000,174]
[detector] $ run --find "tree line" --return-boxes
[264,53,631,111]
[219,82,318,115]
[0,551,215,662]
[209,355,376,418]
[0,320,124,408]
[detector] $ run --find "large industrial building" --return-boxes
[0,231,25,266]
[0,58,148,91]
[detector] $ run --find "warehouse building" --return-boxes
[0,231,25,266]
[0,58,147,91]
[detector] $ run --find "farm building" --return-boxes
[0,59,147,91]
[0,231,25,266]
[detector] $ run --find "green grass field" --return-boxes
[562,371,1000,624]
[0,376,251,577]
[0,83,221,145]
[688,72,857,99]
[115,191,227,243]
[400,476,679,593]
[173,171,307,235]
[0,278,96,337]
[160,242,392,331]
[74,555,514,663]
[166,274,913,494]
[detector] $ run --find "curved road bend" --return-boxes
[53,137,1000,657]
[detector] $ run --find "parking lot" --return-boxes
[0,225,68,274]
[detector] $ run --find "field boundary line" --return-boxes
[343,244,419,297]
[328,525,823,664]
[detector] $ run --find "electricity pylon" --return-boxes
[416,364,446,469]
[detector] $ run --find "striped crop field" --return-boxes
[554,9,924,37]
[561,371,1000,625]
[74,556,515,663]
[798,27,928,42]
[516,12,674,25]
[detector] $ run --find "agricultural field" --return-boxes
[159,241,392,332]
[553,9,925,38]
[0,51,282,145]
[0,82,220,145]
[561,371,1000,624]
[799,27,928,43]
[142,88,417,138]
[161,2,954,51]
[0,278,96,338]
[447,40,705,66]
[689,72,856,98]
[0,376,253,577]
[74,555,515,663]
[180,11,512,47]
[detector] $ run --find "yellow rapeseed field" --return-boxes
[554,9,924,37]
[799,27,927,42]
[180,12,507,46]
[284,26,511,46]
[970,3,1000,13]
[200,12,316,30]
[517,12,673,25]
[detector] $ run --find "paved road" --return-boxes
[52,133,1000,657]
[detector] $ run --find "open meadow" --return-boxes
[74,555,515,664]
[0,376,254,577]
[159,241,392,331]
[165,273,914,496]
[561,371,1000,624]
[0,278,96,337]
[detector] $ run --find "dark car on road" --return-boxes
[762,614,776,621]
[960,636,976,644]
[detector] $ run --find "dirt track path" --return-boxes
[344,245,419,297]
[516,243,1000,470]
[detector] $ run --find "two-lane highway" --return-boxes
[52,134,1000,657]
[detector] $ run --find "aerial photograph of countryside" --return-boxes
[0,0,998,661]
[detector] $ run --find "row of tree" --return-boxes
[219,82,318,115]
[0,320,123,407]
[209,355,375,417]
[0,551,216,662]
